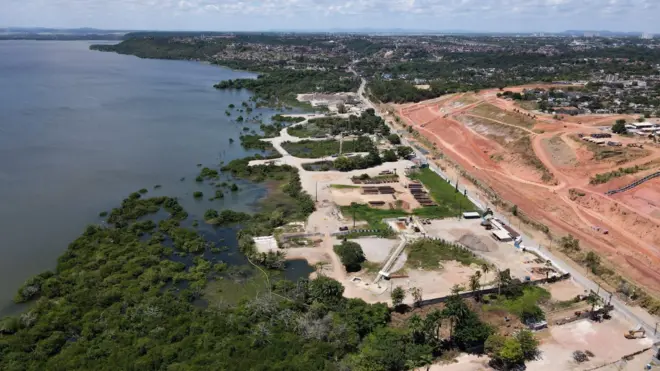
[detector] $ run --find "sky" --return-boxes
[2,0,660,33]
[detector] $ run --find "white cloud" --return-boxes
[1,0,658,32]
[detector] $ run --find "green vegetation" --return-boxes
[215,69,359,109]
[193,191,203,198]
[282,137,374,158]
[387,133,401,145]
[485,330,540,369]
[406,239,488,270]
[470,103,535,129]
[612,119,627,134]
[301,109,390,136]
[334,240,366,272]
[484,286,550,323]
[329,184,361,189]
[340,203,406,231]
[369,79,447,103]
[271,114,305,123]
[391,286,406,307]
[98,211,108,217]
[590,164,649,184]
[138,188,148,194]
[2,191,535,369]
[198,166,219,180]
[408,168,476,216]
[2,198,394,370]
[512,136,555,183]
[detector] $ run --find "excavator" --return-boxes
[624,324,646,339]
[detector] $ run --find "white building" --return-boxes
[633,122,655,129]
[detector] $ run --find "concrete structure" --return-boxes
[492,229,513,242]
[253,236,278,253]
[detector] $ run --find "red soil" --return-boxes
[398,88,660,294]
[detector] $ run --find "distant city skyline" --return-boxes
[2,0,660,34]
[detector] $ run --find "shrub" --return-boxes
[333,240,366,272]
[193,191,203,199]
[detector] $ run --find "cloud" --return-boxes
[1,0,658,32]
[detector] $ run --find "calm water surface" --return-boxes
[0,41,310,314]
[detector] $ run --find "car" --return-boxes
[339,226,349,231]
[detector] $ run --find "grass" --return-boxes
[287,123,328,138]
[590,164,650,185]
[511,136,555,183]
[516,100,539,111]
[340,204,407,230]
[203,272,269,307]
[330,184,361,189]
[282,139,372,158]
[405,239,488,270]
[470,103,535,129]
[483,286,550,322]
[408,168,476,216]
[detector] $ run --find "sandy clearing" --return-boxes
[352,237,399,263]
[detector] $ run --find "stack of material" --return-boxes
[458,233,496,252]
[368,201,386,206]
[352,175,399,184]
[362,187,379,195]
[378,186,395,194]
[362,186,396,195]
[409,182,436,206]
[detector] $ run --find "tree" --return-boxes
[481,264,491,286]
[337,102,347,114]
[485,333,506,355]
[612,120,627,134]
[396,146,414,159]
[497,338,525,367]
[347,327,432,371]
[469,271,482,300]
[515,329,540,360]
[333,240,366,272]
[387,133,401,145]
[333,156,353,172]
[382,149,398,162]
[586,291,602,314]
[584,251,601,273]
[308,276,345,308]
[411,287,423,308]
[391,286,406,307]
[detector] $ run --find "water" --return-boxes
[0,41,312,314]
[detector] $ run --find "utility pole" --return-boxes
[339,133,343,156]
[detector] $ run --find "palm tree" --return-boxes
[586,291,602,314]
[469,271,482,301]
[481,263,491,287]
[544,260,553,279]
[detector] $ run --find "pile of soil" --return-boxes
[458,233,497,252]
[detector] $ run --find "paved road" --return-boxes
[353,73,659,338]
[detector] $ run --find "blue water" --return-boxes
[0,41,311,313]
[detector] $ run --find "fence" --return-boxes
[331,229,384,236]
[416,273,571,308]
[280,232,323,240]
[605,171,660,195]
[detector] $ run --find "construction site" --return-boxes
[246,87,660,369]
[393,86,660,302]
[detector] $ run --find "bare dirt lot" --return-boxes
[423,218,550,280]
[530,313,654,371]
[398,86,660,296]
